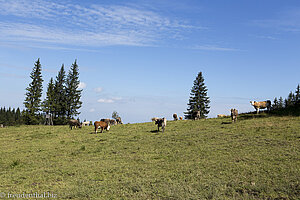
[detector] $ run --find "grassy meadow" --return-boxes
[0,115,300,199]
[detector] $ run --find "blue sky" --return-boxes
[0,0,300,123]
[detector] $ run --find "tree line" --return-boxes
[22,58,82,125]
[270,84,300,115]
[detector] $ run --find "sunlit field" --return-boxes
[0,115,300,199]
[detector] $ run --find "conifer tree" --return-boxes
[278,96,284,109]
[295,84,300,103]
[65,60,82,119]
[23,58,43,124]
[53,64,67,124]
[42,78,55,115]
[185,72,210,119]
[285,91,294,107]
[272,97,278,110]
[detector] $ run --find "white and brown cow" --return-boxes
[155,118,167,132]
[231,109,238,123]
[250,100,271,114]
[94,121,110,134]
[116,117,123,124]
[217,114,226,118]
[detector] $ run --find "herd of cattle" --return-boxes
[66,100,272,133]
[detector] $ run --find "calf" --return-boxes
[173,113,178,121]
[94,121,110,134]
[250,100,271,114]
[155,118,167,132]
[68,119,82,130]
[217,114,226,118]
[231,109,238,123]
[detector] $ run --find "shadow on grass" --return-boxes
[221,122,232,124]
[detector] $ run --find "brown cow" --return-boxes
[100,118,110,124]
[231,109,238,123]
[94,121,110,134]
[109,119,117,125]
[179,116,183,120]
[250,100,271,114]
[69,119,82,130]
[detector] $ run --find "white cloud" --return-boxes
[97,98,114,103]
[78,82,87,89]
[97,97,123,103]
[94,87,103,93]
[192,45,238,51]
[0,0,197,47]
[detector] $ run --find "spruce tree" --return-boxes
[53,64,67,124]
[295,84,300,103]
[65,60,82,119]
[42,78,55,115]
[23,58,43,124]
[278,96,284,108]
[272,97,278,110]
[185,72,210,119]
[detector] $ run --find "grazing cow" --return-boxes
[82,121,90,126]
[68,119,82,130]
[173,113,178,121]
[192,111,201,120]
[217,114,226,118]
[155,118,167,132]
[179,116,183,120]
[116,117,123,124]
[94,121,110,134]
[109,119,117,125]
[231,109,238,123]
[151,117,159,122]
[250,100,271,114]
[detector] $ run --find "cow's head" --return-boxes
[250,101,255,105]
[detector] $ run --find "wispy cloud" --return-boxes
[0,0,197,47]
[251,7,300,33]
[97,97,123,103]
[191,45,238,51]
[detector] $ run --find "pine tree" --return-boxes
[23,58,43,124]
[278,96,284,108]
[295,84,300,103]
[53,64,67,124]
[42,78,55,115]
[272,97,278,110]
[65,60,82,119]
[185,72,210,119]
[285,91,294,107]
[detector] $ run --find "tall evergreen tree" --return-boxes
[295,84,300,103]
[53,64,67,124]
[272,97,278,110]
[65,60,82,119]
[185,72,210,119]
[285,91,294,107]
[42,78,55,115]
[23,58,43,124]
[278,96,284,109]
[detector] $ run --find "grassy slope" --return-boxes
[0,115,300,199]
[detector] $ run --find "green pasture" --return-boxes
[0,115,299,199]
